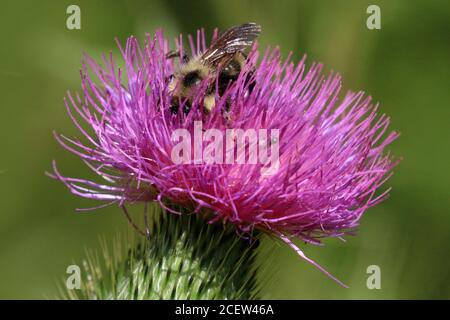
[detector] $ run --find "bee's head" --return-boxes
[182,70,202,87]
[169,59,212,96]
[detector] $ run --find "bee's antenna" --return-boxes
[166,50,189,63]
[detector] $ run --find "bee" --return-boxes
[167,22,261,114]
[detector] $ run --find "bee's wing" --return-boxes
[201,23,261,66]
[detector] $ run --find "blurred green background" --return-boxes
[0,0,449,299]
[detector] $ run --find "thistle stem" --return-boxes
[64,210,259,300]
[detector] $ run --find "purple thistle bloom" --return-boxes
[50,28,399,287]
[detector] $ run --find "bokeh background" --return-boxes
[0,0,449,299]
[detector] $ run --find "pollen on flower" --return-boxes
[50,27,399,287]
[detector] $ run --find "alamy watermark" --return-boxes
[366,264,381,289]
[171,121,280,176]
[66,5,81,30]
[366,5,381,30]
[66,264,81,290]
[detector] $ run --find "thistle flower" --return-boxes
[51,28,398,287]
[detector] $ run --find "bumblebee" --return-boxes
[167,23,261,114]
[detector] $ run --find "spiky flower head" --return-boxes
[51,27,398,286]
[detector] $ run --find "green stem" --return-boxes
[62,210,260,300]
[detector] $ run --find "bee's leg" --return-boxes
[244,69,256,94]
[171,98,192,115]
[218,63,240,95]
[237,52,256,94]
[170,98,179,114]
[182,100,192,114]
[222,98,232,123]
